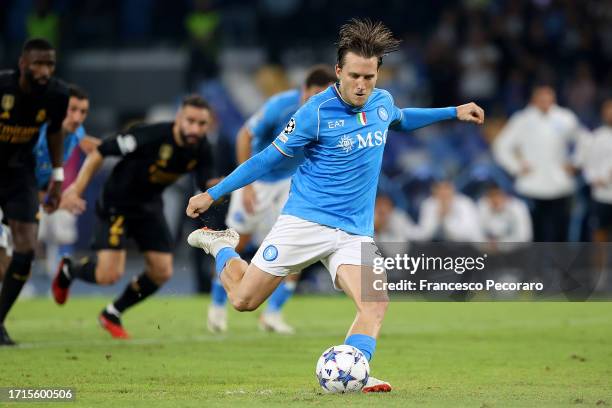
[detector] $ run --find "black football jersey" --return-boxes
[0,70,69,169]
[97,122,214,210]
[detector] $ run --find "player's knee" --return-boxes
[12,235,37,253]
[231,297,258,312]
[97,267,124,285]
[149,264,173,284]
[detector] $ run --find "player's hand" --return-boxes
[78,136,101,155]
[43,180,63,213]
[242,184,257,214]
[60,186,87,215]
[186,191,214,218]
[456,102,485,125]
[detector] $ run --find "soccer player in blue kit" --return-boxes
[186,19,484,392]
[208,65,336,334]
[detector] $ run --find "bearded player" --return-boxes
[0,38,69,345]
[55,95,216,339]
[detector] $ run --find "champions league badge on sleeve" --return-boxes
[283,118,296,134]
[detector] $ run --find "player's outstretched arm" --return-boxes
[391,102,484,132]
[235,125,257,214]
[186,143,285,218]
[60,148,104,215]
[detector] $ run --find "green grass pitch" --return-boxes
[1,296,611,407]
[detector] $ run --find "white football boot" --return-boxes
[259,312,295,335]
[187,228,239,255]
[362,376,392,393]
[207,304,228,333]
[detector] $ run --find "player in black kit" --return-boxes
[0,39,69,346]
[54,95,215,339]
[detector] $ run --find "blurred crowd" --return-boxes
[1,0,612,249]
[2,0,610,120]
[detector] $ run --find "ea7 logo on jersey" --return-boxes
[283,117,296,134]
[328,119,345,129]
[356,130,388,149]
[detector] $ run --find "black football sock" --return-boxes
[0,251,34,323]
[112,272,160,314]
[56,258,73,288]
[101,307,122,325]
[71,256,98,284]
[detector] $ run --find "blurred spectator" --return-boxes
[478,182,532,247]
[374,194,425,255]
[26,0,59,47]
[582,99,612,242]
[185,0,221,89]
[565,61,597,126]
[493,85,581,242]
[458,27,500,108]
[417,180,482,242]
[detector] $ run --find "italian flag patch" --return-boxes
[357,111,367,126]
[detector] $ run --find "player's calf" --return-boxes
[357,299,389,330]
[0,251,34,325]
[144,253,173,285]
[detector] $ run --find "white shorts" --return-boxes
[226,179,291,245]
[252,215,378,290]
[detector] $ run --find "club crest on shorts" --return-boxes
[263,245,278,261]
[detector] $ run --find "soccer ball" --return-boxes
[315,345,370,393]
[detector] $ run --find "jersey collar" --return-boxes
[333,83,371,113]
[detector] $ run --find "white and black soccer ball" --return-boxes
[315,345,370,393]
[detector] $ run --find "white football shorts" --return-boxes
[226,179,291,245]
[252,214,378,290]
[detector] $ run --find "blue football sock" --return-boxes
[211,278,227,307]
[215,247,240,277]
[345,333,377,361]
[266,281,296,313]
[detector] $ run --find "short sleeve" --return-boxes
[384,91,403,129]
[246,103,275,143]
[74,125,86,142]
[271,104,317,157]
[97,125,150,157]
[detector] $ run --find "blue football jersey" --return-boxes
[34,123,86,189]
[272,85,404,237]
[247,89,304,182]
